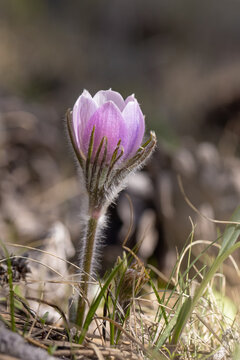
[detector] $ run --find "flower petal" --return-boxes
[125,94,135,106]
[122,99,145,158]
[93,89,125,111]
[82,101,127,162]
[73,90,97,148]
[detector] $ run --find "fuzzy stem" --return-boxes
[76,215,99,327]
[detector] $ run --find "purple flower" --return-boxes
[72,89,145,164]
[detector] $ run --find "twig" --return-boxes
[0,321,55,360]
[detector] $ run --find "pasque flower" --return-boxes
[67,89,156,210]
[72,89,145,164]
[66,89,156,328]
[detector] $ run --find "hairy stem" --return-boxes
[76,215,99,327]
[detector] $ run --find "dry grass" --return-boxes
[1,231,240,360]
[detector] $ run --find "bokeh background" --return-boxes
[1,0,240,277]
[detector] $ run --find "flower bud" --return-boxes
[67,89,156,211]
[72,89,145,165]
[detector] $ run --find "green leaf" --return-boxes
[171,296,192,345]
[40,311,49,325]
[48,344,58,355]
[155,300,183,349]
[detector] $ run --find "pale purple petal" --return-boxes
[122,100,145,158]
[93,90,125,111]
[73,91,97,148]
[71,89,146,165]
[82,89,93,99]
[82,101,127,162]
[124,94,135,106]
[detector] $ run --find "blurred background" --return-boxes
[1,0,240,279]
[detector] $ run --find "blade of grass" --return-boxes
[115,304,131,345]
[185,221,195,296]
[233,343,240,360]
[170,208,240,345]
[218,206,240,256]
[171,240,240,345]
[157,236,219,325]
[154,298,184,349]
[97,316,168,360]
[0,241,16,332]
[148,277,169,327]
[157,226,198,317]
[170,296,192,345]
[154,239,222,349]
[77,260,123,344]
[6,256,15,332]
